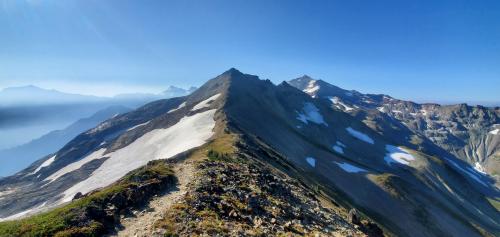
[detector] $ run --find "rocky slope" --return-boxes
[0,69,499,236]
[289,76,500,183]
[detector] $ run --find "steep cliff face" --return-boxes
[0,69,499,236]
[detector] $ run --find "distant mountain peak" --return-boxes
[2,85,46,92]
[296,75,315,81]
[224,67,242,75]
[162,85,197,98]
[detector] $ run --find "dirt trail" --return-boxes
[111,160,195,237]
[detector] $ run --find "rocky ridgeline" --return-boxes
[289,76,500,182]
[153,150,383,236]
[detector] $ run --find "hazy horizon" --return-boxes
[1,75,498,107]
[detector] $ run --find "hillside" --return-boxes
[0,69,498,236]
[289,76,500,185]
[0,106,131,176]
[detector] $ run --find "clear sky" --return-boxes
[0,0,499,104]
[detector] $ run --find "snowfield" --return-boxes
[0,201,47,222]
[306,157,316,167]
[168,102,186,113]
[30,155,56,175]
[377,107,386,113]
[334,162,367,173]
[0,208,33,222]
[60,109,217,202]
[296,103,328,126]
[384,145,415,166]
[346,127,374,144]
[191,94,221,111]
[44,149,107,183]
[489,128,499,135]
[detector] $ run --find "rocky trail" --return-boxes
[111,160,195,237]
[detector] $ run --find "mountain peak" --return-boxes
[291,75,316,83]
[222,67,243,76]
[210,68,261,85]
[300,74,314,80]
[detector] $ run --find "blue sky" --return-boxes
[0,0,499,104]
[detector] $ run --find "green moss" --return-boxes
[0,161,175,237]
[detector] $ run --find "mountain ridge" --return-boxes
[0,69,498,236]
[289,76,500,184]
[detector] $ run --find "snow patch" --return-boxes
[86,122,111,134]
[346,127,374,144]
[303,80,320,94]
[168,102,186,113]
[191,94,221,111]
[306,157,316,167]
[377,107,386,113]
[383,95,393,100]
[334,162,367,173]
[333,145,344,154]
[384,145,415,166]
[296,103,328,126]
[329,97,354,111]
[333,141,346,154]
[31,155,56,175]
[127,121,150,131]
[0,209,33,222]
[474,162,486,174]
[362,98,373,104]
[489,128,499,135]
[61,109,217,203]
[345,92,353,96]
[0,202,47,221]
[45,149,107,183]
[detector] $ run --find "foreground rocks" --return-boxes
[153,150,383,236]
